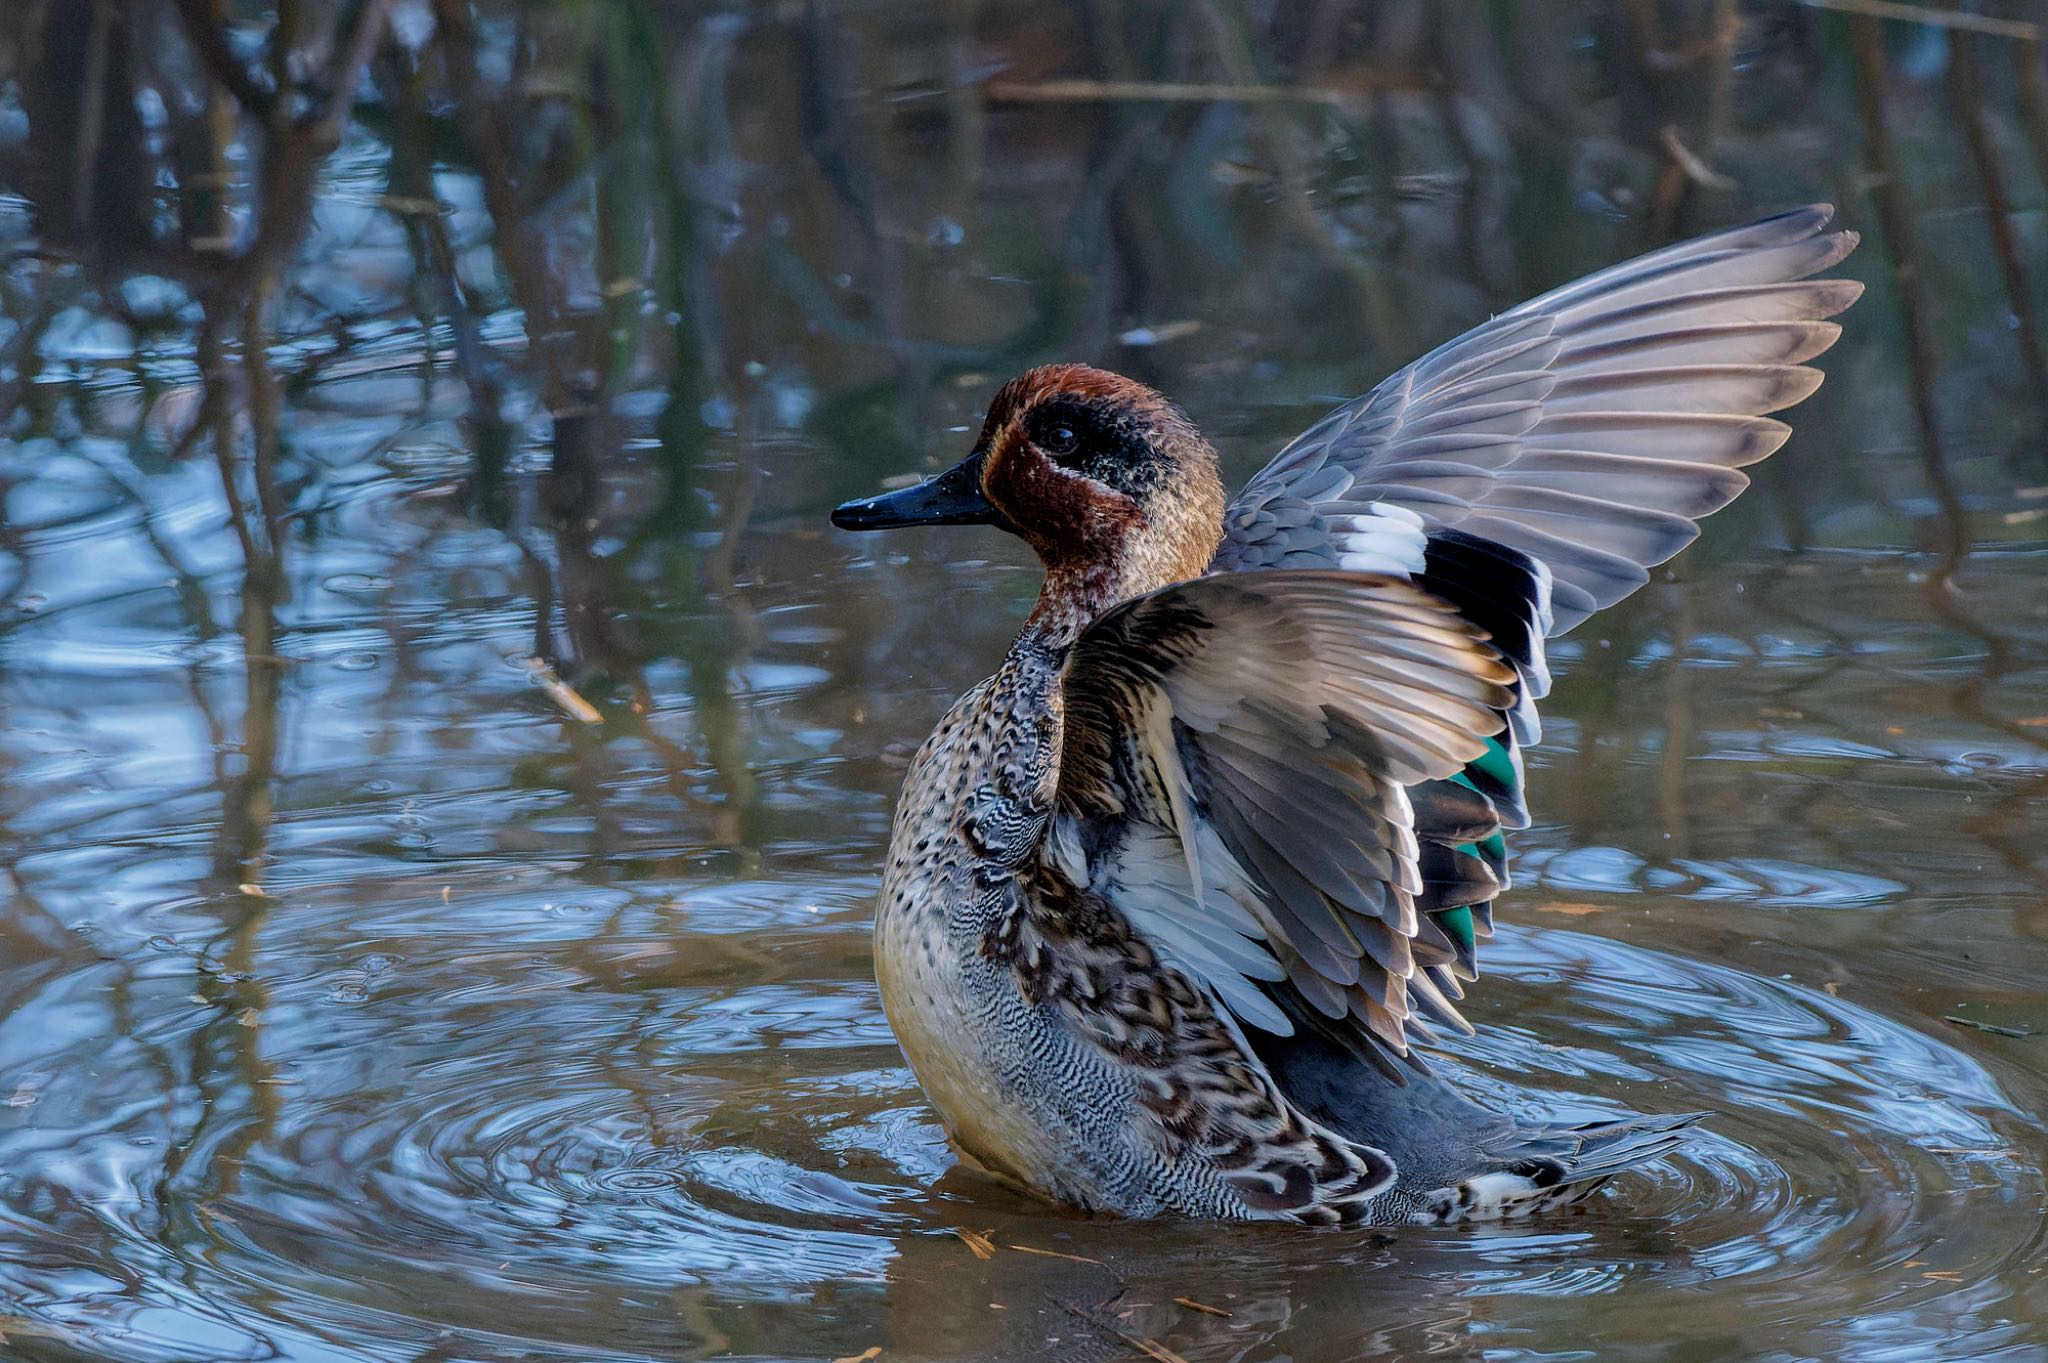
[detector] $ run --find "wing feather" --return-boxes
[1215,203,1861,637]
[1052,571,1514,1063]
[1188,205,1859,1048]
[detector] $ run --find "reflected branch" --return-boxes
[429,0,576,409]
[207,281,289,888]
[1848,16,1970,572]
[244,0,398,274]
[1945,27,2048,432]
[167,0,279,119]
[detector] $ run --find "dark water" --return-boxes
[3,3,2047,1360]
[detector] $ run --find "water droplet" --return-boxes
[326,978,369,1004]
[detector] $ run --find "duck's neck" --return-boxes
[1017,512,1223,656]
[1017,562,1125,653]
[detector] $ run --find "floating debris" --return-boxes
[1942,1015,2034,1039]
[1008,1243,1103,1266]
[1173,1297,1231,1318]
[951,1227,997,1260]
[524,657,603,725]
[1117,1332,1192,1363]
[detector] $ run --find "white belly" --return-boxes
[873,905,1071,1189]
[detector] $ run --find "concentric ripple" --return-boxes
[5,430,2046,1360]
[1416,925,2043,1318]
[4,864,2040,1363]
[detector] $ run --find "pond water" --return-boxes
[2,3,2046,1360]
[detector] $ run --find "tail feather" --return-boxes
[1420,1111,1704,1223]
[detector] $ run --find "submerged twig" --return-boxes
[1658,125,1735,189]
[1060,1301,1193,1363]
[1943,1015,2035,1039]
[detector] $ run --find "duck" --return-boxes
[832,205,1861,1225]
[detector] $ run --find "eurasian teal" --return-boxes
[834,205,1860,1224]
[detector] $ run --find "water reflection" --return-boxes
[3,1,2048,1360]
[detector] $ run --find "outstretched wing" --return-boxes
[1215,203,1861,632]
[1050,570,1517,1060]
[1198,204,1860,1028]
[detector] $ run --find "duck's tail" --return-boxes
[1418,1111,1704,1224]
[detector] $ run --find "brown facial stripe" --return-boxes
[972,363,1177,566]
[981,422,1144,567]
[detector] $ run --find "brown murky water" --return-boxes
[2,3,2046,1360]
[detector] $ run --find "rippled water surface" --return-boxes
[4,3,2048,1360]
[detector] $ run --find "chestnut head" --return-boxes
[833,364,1225,590]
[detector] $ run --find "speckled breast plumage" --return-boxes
[871,640,1395,1223]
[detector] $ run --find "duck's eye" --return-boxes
[1026,404,1096,466]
